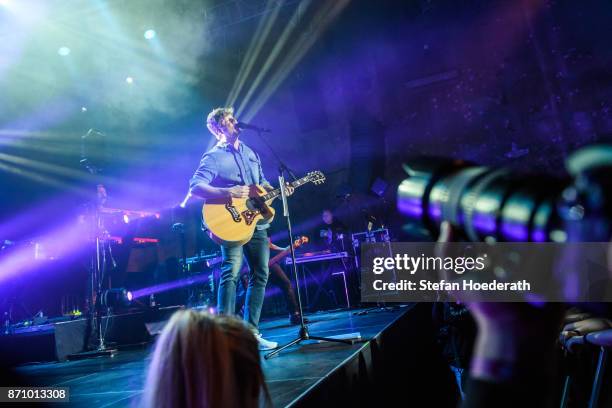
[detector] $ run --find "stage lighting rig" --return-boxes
[100,288,133,309]
[57,46,70,56]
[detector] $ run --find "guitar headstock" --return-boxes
[307,171,326,185]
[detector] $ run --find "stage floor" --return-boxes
[15,306,412,407]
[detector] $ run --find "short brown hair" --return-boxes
[206,107,234,139]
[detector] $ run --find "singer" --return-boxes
[189,106,282,351]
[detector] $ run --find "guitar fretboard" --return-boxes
[261,175,312,202]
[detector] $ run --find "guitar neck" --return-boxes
[260,175,312,202]
[269,243,300,266]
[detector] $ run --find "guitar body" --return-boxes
[202,171,325,247]
[203,185,275,247]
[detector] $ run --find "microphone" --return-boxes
[237,122,271,133]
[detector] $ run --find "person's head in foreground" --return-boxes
[143,309,269,408]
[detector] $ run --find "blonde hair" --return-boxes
[206,107,234,139]
[143,310,269,408]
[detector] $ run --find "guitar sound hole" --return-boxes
[247,197,265,211]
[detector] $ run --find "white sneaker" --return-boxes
[255,333,278,351]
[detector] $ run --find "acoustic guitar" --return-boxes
[203,171,325,246]
[268,236,309,267]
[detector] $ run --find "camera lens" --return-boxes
[398,158,566,242]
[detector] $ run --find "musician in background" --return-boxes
[319,209,347,252]
[189,107,289,351]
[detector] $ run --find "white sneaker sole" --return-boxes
[258,342,278,351]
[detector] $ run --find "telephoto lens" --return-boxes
[397,157,567,242]
[398,145,612,243]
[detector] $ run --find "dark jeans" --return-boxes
[217,228,270,329]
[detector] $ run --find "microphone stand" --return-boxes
[249,129,360,359]
[253,129,298,181]
[69,129,122,360]
[68,175,116,360]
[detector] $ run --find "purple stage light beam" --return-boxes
[130,273,211,300]
[0,219,88,285]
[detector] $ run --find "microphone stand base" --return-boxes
[264,323,359,359]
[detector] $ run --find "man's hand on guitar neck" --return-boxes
[263,182,294,198]
[285,183,295,196]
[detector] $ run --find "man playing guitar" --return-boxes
[189,106,292,350]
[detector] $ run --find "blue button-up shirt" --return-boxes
[190,141,271,229]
